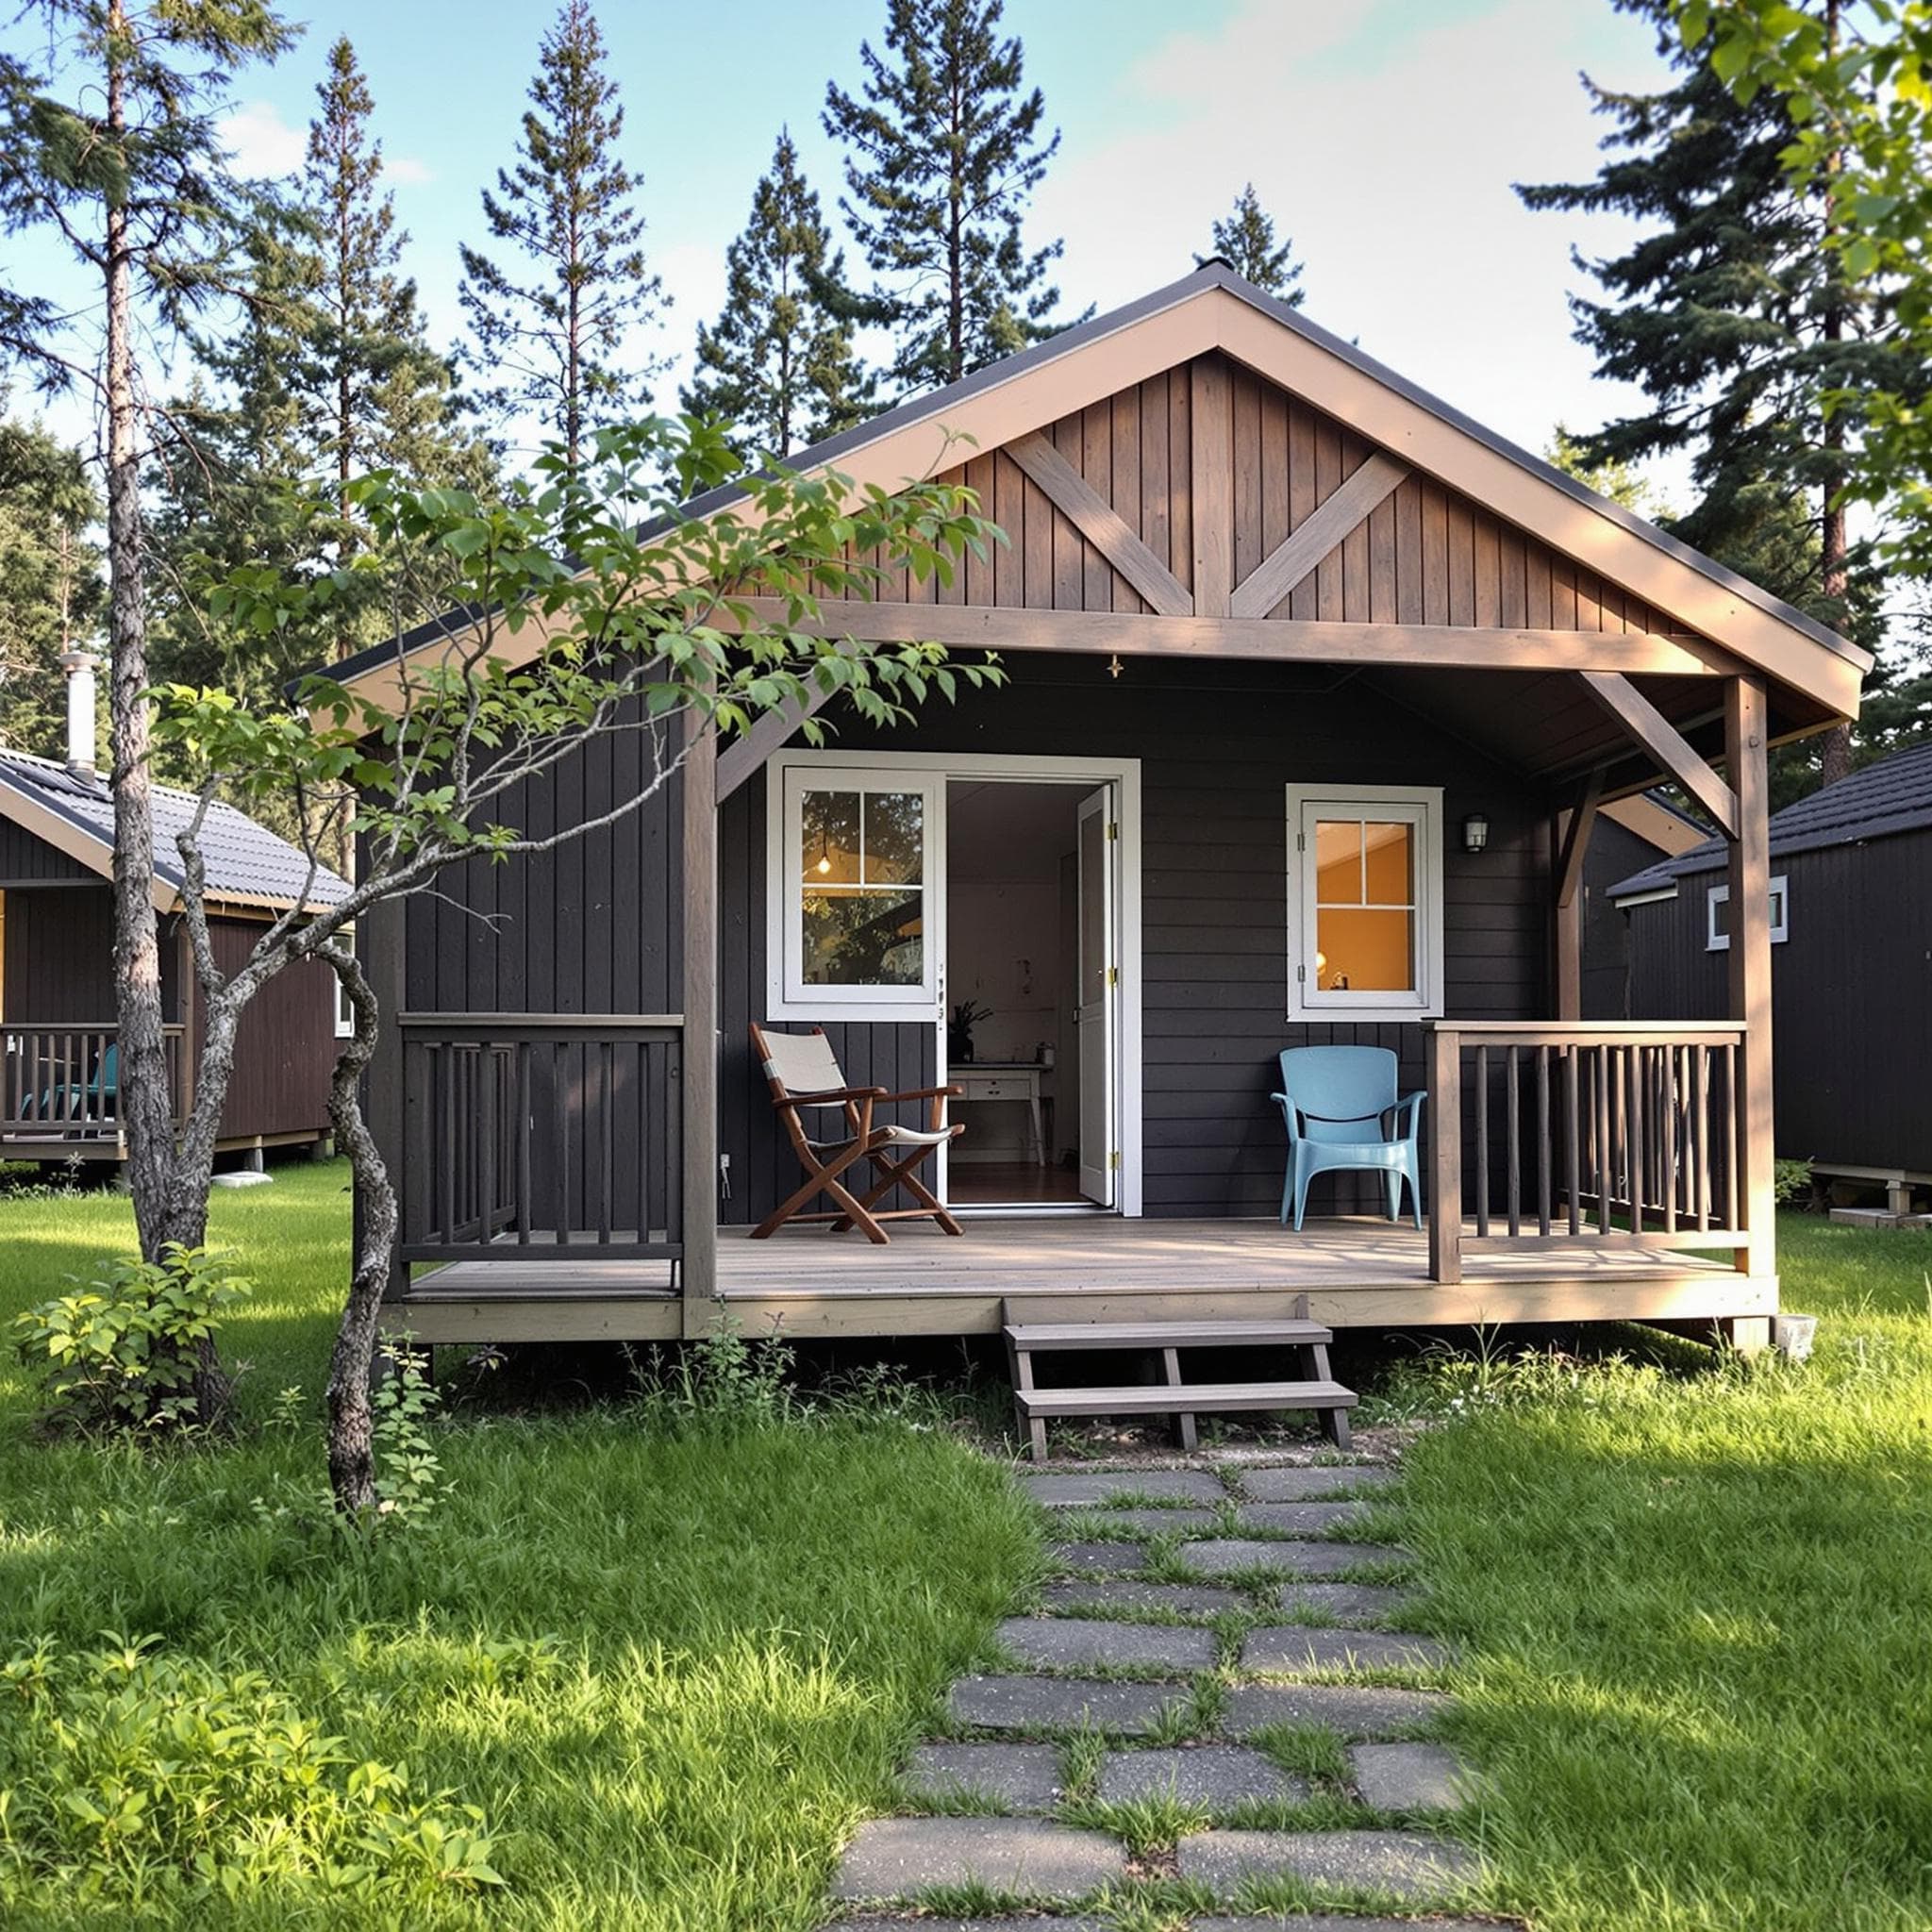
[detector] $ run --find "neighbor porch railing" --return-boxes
[1424,1021,1750,1285]
[394,1013,685,1270]
[0,1024,186,1139]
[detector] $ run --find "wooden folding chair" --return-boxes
[750,1024,964,1242]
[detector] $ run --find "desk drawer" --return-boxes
[961,1076,1027,1101]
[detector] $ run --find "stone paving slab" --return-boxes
[1058,1507,1224,1535]
[1241,1464,1400,1502]
[1223,1682,1453,1740]
[1047,1540,1149,1574]
[1276,1582,1417,1625]
[948,1673,1193,1736]
[1233,1501,1371,1536]
[1175,1827,1477,1898]
[998,1616,1218,1674]
[1097,1744,1308,1809]
[1040,1578,1247,1618]
[1024,1469,1227,1507]
[901,1742,1066,1812]
[1178,1539,1410,1577]
[1241,1626,1451,1674]
[831,1816,1127,1900]
[826,1921,1109,1932]
[1350,1740,1474,1812]
[1193,1916,1496,1931]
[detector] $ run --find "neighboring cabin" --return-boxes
[1608,741,1932,1208]
[0,656,350,1166]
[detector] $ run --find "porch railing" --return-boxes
[395,1013,685,1269]
[1424,1021,1749,1285]
[0,1024,185,1139]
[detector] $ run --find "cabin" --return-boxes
[1607,741,1932,1213]
[0,654,350,1167]
[1579,790,1710,1020]
[339,264,1866,1383]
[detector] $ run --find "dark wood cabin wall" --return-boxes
[0,816,93,881]
[720,658,1549,1224]
[1578,818,1666,1022]
[3,887,118,1021]
[201,918,336,1140]
[1624,837,1932,1174]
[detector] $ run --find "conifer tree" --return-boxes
[824,0,1080,394]
[684,130,869,458]
[0,415,101,752]
[1202,184,1305,305]
[458,0,659,472]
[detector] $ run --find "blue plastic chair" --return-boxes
[1271,1045,1424,1232]
[34,1042,117,1126]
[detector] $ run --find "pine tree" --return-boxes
[824,0,1080,394]
[1518,0,1913,788]
[458,0,660,472]
[0,414,101,752]
[683,131,869,458]
[1202,184,1305,306]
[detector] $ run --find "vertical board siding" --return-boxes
[0,818,94,881]
[1,886,119,1020]
[208,917,336,1141]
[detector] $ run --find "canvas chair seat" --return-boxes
[750,1023,964,1244]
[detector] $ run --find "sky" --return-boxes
[5,0,1678,488]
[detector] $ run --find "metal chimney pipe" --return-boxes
[59,649,97,779]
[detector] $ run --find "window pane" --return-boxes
[1314,819,1362,905]
[801,887,924,986]
[1362,821,1414,906]
[801,791,860,884]
[1315,907,1415,992]
[1711,892,1731,941]
[862,791,924,885]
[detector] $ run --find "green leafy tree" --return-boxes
[1545,423,1671,518]
[0,415,102,752]
[458,0,660,473]
[1201,183,1305,305]
[1519,0,1915,785]
[684,129,870,458]
[823,0,1081,393]
[0,0,294,1392]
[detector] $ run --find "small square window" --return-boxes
[1707,875,1789,950]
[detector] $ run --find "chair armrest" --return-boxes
[774,1085,889,1108]
[877,1085,962,1103]
[1389,1091,1426,1136]
[1269,1092,1303,1141]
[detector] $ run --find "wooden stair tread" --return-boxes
[1016,1379,1358,1417]
[1004,1317,1333,1349]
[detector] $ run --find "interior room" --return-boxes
[944,779,1092,1208]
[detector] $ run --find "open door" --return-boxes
[1076,785,1117,1207]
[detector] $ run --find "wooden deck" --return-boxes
[391,1214,1770,1344]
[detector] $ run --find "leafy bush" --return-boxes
[631,1305,801,1426]
[371,1340,449,1525]
[0,1635,504,1915]
[11,1245,249,1435]
[1774,1158,1815,1207]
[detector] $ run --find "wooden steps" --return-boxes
[1004,1303,1357,1462]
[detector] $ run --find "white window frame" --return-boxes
[771,762,946,1017]
[333,968,355,1039]
[1707,875,1789,951]
[1286,783,1445,1023]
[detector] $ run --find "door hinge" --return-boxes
[1107,820,1120,841]
[1108,1150,1121,1170]
[1296,831,1306,853]
[1107,964,1120,987]
[1297,963,1307,982]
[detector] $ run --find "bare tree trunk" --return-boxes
[318,939,392,1514]
[1818,0,1854,791]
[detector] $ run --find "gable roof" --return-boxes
[1609,740,1932,898]
[331,261,1869,724]
[0,750,351,914]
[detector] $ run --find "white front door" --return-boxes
[1076,785,1117,1208]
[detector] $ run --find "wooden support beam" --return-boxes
[1579,670,1739,836]
[1230,452,1408,619]
[1190,358,1232,616]
[1725,675,1775,1283]
[716,686,825,805]
[723,598,1736,679]
[680,710,719,1336]
[1006,430,1192,616]
[1426,1024,1463,1285]
[1556,769,1604,911]
[1551,774,1601,1025]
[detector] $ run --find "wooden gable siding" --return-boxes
[718,658,1549,1224]
[0,813,93,883]
[831,354,1682,641]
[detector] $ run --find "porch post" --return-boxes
[1552,774,1601,1023]
[1425,1023,1462,1285]
[1724,675,1776,1292]
[680,710,719,1337]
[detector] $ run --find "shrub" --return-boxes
[10,1245,250,1436]
[371,1340,449,1526]
[1774,1158,1815,1207]
[0,1634,504,1914]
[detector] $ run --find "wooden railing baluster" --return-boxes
[1537,1045,1552,1236]
[1474,1044,1491,1238]
[1506,1043,1522,1237]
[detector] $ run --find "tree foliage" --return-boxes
[0,414,100,754]
[824,0,1080,393]
[1202,183,1305,305]
[684,130,871,458]
[458,0,660,472]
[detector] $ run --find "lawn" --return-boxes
[0,1162,1041,1930]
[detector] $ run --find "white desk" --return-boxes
[954,1061,1048,1166]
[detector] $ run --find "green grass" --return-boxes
[1390,1211,1932,1932]
[0,1163,1041,1930]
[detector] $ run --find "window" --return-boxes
[334,966,355,1039]
[774,764,941,1013]
[1707,875,1789,951]
[1286,784,1444,1021]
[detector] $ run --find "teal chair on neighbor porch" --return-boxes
[1272,1045,1424,1232]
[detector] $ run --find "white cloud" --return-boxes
[219,99,305,178]
[387,155,435,187]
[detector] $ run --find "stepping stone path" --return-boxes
[832,1456,1491,1928]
